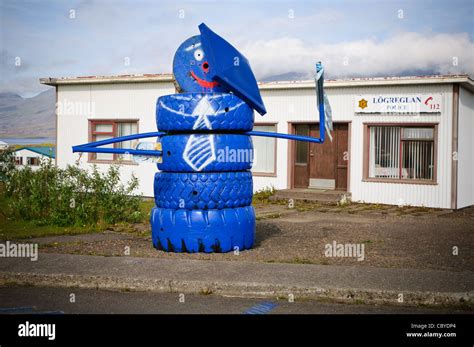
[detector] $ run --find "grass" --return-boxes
[0,192,100,240]
[139,199,154,222]
[0,191,154,240]
[199,287,214,295]
[251,189,443,217]
[256,212,281,221]
[252,186,276,204]
[288,257,314,265]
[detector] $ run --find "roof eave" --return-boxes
[40,74,175,86]
[40,74,474,92]
[258,76,474,92]
[14,147,55,159]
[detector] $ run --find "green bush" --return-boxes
[5,161,142,227]
[0,147,15,182]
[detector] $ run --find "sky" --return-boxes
[1,0,473,97]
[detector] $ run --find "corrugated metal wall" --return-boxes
[256,83,454,208]
[457,86,474,208]
[347,84,453,208]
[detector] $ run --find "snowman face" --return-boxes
[172,35,226,93]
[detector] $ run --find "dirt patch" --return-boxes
[38,203,474,272]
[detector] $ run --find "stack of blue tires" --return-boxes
[151,92,256,253]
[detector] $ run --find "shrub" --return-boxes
[5,161,142,227]
[0,147,15,182]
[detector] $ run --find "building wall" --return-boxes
[253,87,355,192]
[349,84,453,208]
[57,81,175,196]
[253,88,321,192]
[256,84,454,208]
[57,81,463,208]
[457,86,474,208]
[14,149,53,171]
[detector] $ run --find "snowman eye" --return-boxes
[194,49,204,61]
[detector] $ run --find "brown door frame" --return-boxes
[287,121,351,190]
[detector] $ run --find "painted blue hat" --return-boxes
[198,23,266,115]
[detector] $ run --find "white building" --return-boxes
[0,140,9,150]
[41,74,474,209]
[13,146,56,170]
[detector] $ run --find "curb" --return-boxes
[0,271,471,309]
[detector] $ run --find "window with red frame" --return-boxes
[367,125,436,182]
[89,120,138,162]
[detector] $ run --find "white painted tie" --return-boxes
[183,96,217,171]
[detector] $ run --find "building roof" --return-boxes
[40,73,474,92]
[15,146,56,159]
[259,74,474,92]
[40,73,174,86]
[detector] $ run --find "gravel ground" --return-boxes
[38,203,474,272]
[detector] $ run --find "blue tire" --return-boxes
[154,171,253,210]
[159,134,253,172]
[150,206,256,253]
[156,93,254,132]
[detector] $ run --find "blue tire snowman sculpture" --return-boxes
[72,23,331,254]
[151,23,267,253]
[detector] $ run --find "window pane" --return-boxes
[95,135,114,160]
[252,125,276,173]
[402,140,434,180]
[117,122,138,160]
[369,126,400,178]
[27,157,39,166]
[402,128,433,140]
[95,124,113,133]
[295,125,308,164]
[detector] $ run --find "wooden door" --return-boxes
[293,124,310,188]
[308,123,348,190]
[335,124,348,190]
[309,124,336,187]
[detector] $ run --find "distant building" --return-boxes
[13,146,55,170]
[0,140,8,150]
[41,74,474,209]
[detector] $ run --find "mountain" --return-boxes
[0,89,55,138]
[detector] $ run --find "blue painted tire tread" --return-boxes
[151,206,255,253]
[154,171,252,210]
[156,93,254,132]
[159,134,253,172]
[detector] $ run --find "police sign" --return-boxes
[354,94,442,113]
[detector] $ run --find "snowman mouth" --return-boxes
[190,71,219,88]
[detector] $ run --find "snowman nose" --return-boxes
[202,62,210,72]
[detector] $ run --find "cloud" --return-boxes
[243,32,474,80]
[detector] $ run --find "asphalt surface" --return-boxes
[0,286,466,314]
[1,252,472,307]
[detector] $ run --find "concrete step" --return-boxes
[270,189,351,204]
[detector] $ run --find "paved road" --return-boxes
[0,286,467,314]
